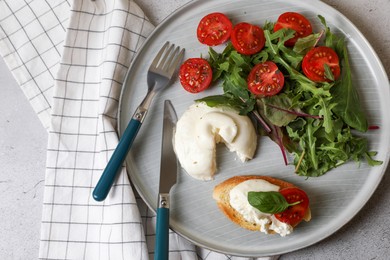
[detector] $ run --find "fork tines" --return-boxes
[150,42,185,77]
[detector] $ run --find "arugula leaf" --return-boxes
[248,191,300,214]
[318,15,337,49]
[195,94,255,115]
[251,50,269,64]
[317,96,335,134]
[365,152,383,166]
[319,14,368,132]
[323,64,335,81]
[208,44,257,115]
[331,43,368,132]
[293,32,323,54]
[279,45,303,70]
[262,20,275,31]
[208,44,235,81]
[196,95,241,109]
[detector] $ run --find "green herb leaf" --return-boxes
[195,94,253,113]
[293,33,322,54]
[262,20,275,31]
[258,94,297,127]
[331,42,368,132]
[318,15,336,49]
[248,191,300,214]
[365,152,383,166]
[323,64,334,81]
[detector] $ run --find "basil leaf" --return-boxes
[248,191,298,214]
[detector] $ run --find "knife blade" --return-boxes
[154,99,178,260]
[158,100,178,195]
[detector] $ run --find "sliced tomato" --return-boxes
[247,61,285,96]
[231,22,265,55]
[274,188,310,226]
[302,46,341,82]
[197,12,233,46]
[179,58,212,93]
[274,12,313,46]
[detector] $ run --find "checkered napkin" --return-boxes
[0,0,279,259]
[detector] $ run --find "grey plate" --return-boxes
[118,0,390,257]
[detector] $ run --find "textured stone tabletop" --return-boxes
[1,0,389,259]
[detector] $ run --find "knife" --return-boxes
[154,100,178,260]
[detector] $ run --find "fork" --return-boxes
[93,42,185,201]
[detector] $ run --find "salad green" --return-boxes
[248,191,300,214]
[197,15,382,177]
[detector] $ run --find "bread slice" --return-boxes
[213,175,311,232]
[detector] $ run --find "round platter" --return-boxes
[118,0,390,257]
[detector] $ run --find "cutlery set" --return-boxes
[92,42,185,260]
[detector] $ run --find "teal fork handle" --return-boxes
[154,207,169,260]
[93,118,141,201]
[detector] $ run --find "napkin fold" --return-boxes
[0,0,279,259]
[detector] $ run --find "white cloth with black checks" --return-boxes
[0,0,278,259]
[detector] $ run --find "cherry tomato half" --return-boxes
[302,46,341,82]
[274,12,313,46]
[247,61,285,96]
[274,188,310,226]
[231,22,265,55]
[179,58,212,93]
[197,12,233,46]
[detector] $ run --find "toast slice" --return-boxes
[213,175,311,233]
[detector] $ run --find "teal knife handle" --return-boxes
[93,118,142,201]
[154,207,169,260]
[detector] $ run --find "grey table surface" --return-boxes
[1,0,389,259]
